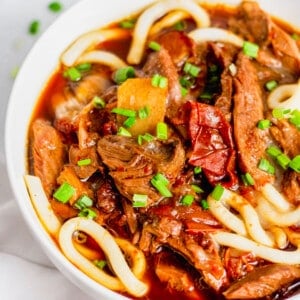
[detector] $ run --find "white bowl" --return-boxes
[5,0,300,299]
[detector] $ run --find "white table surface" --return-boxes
[0,1,93,299]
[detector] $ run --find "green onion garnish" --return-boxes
[272,108,285,119]
[117,127,132,137]
[132,194,148,208]
[123,116,136,128]
[112,107,136,117]
[76,62,92,72]
[53,182,75,203]
[191,184,204,194]
[241,172,255,186]
[257,119,271,130]
[211,184,224,201]
[242,41,259,58]
[93,96,106,108]
[289,109,300,129]
[289,155,300,173]
[265,80,278,91]
[148,41,161,51]
[183,62,201,77]
[266,145,282,158]
[74,195,93,210]
[113,66,135,84]
[180,194,194,206]
[29,20,40,35]
[181,87,188,97]
[291,33,300,40]
[277,153,291,170]
[194,166,202,174]
[63,67,81,81]
[137,133,154,145]
[199,91,213,100]
[78,208,97,219]
[151,173,172,197]
[48,1,63,12]
[77,158,92,166]
[151,74,168,88]
[201,199,209,210]
[119,19,135,29]
[258,158,275,174]
[173,20,186,31]
[156,122,168,140]
[180,76,194,88]
[138,106,150,119]
[94,260,107,269]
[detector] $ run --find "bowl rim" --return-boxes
[4,0,300,299]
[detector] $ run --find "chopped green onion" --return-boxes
[119,19,135,29]
[211,184,224,201]
[181,87,188,97]
[173,20,186,31]
[151,173,172,197]
[138,106,150,119]
[78,208,97,219]
[117,127,132,137]
[123,116,136,128]
[258,158,275,174]
[29,20,40,35]
[241,172,255,186]
[63,67,81,81]
[76,62,92,72]
[277,153,291,170]
[180,194,194,206]
[194,166,202,174]
[289,155,300,173]
[200,199,209,210]
[291,33,300,41]
[132,194,148,208]
[180,76,194,88]
[243,41,259,58]
[191,184,204,194]
[112,107,136,117]
[183,62,201,77]
[156,122,168,140]
[272,108,285,119]
[94,260,107,269]
[53,182,75,203]
[77,158,92,166]
[74,195,93,210]
[137,133,154,145]
[148,41,161,51]
[289,109,300,129]
[257,119,271,130]
[266,145,282,158]
[93,96,106,108]
[113,66,135,84]
[151,74,168,88]
[48,1,63,12]
[199,91,213,100]
[265,80,278,91]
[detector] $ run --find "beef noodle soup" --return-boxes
[25,0,300,299]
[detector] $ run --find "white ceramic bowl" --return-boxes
[5,0,300,299]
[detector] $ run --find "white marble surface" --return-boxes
[0,1,92,299]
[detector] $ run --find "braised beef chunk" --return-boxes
[97,135,185,205]
[223,264,300,299]
[31,119,66,197]
[233,54,274,187]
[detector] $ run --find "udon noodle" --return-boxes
[25,0,300,299]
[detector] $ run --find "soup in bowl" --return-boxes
[5,0,300,299]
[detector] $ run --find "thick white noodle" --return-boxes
[76,50,127,69]
[149,11,190,36]
[61,29,129,67]
[24,175,61,237]
[127,0,210,64]
[209,188,274,246]
[189,27,244,47]
[267,80,300,110]
[213,232,300,264]
[257,197,300,227]
[59,217,148,297]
